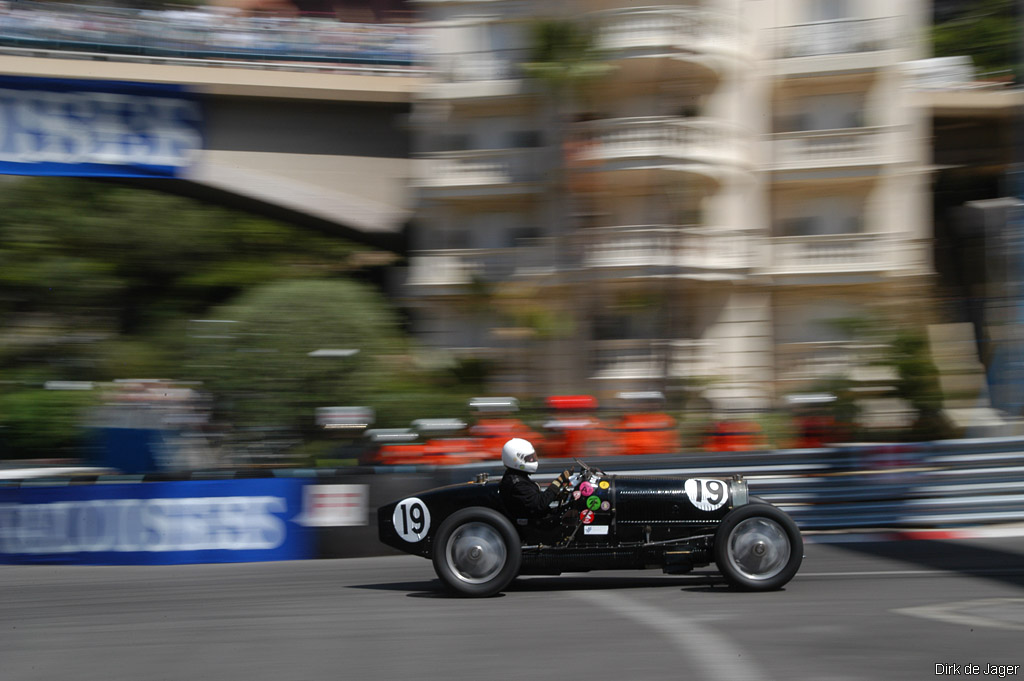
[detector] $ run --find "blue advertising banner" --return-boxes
[0,479,312,565]
[0,76,202,178]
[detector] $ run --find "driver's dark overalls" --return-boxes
[499,468,561,519]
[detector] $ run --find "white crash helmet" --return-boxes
[502,437,538,473]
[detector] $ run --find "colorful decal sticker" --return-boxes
[584,525,609,535]
[684,478,730,512]
[573,490,582,500]
[600,501,611,511]
[599,480,610,490]
[579,481,595,496]
[392,497,431,542]
[586,495,601,511]
[580,509,595,524]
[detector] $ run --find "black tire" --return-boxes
[432,507,522,598]
[714,503,803,591]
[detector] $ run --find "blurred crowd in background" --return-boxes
[0,0,423,64]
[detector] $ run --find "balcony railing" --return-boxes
[771,17,901,59]
[770,127,900,169]
[776,340,891,384]
[416,148,544,190]
[591,338,716,382]
[434,50,525,83]
[406,225,757,290]
[592,7,739,55]
[406,243,556,288]
[580,225,752,273]
[571,117,749,169]
[771,233,888,274]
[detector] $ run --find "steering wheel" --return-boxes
[547,475,575,509]
[573,458,606,478]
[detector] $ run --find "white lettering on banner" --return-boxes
[297,485,368,527]
[0,88,202,168]
[0,496,288,554]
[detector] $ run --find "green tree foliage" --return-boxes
[0,384,97,459]
[523,18,613,99]
[932,0,1021,81]
[191,278,401,434]
[0,178,361,341]
[192,278,483,440]
[889,330,950,440]
[0,177,465,460]
[821,316,949,441]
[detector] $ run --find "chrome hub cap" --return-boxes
[445,522,507,584]
[727,517,791,581]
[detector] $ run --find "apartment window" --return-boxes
[510,226,541,245]
[508,130,543,148]
[677,103,701,118]
[786,94,865,131]
[594,312,656,341]
[446,229,470,250]
[779,217,816,237]
[447,133,473,151]
[807,0,850,22]
[777,197,865,236]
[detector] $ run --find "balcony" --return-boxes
[570,117,750,188]
[423,52,530,102]
[770,17,903,75]
[580,225,752,279]
[405,243,556,292]
[590,338,716,382]
[768,233,889,276]
[415,148,544,199]
[776,340,893,385]
[591,7,742,83]
[769,126,903,171]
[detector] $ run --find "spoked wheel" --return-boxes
[432,507,522,598]
[714,504,803,591]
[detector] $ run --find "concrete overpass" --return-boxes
[0,50,427,249]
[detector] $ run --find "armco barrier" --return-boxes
[3,436,1024,562]
[317,437,1024,556]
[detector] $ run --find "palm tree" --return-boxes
[517,16,614,393]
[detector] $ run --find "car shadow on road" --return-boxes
[826,539,1024,589]
[347,572,729,598]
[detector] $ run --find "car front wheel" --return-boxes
[432,507,522,598]
[714,503,803,591]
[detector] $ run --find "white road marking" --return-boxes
[894,598,1024,632]
[799,569,1024,578]
[572,590,769,681]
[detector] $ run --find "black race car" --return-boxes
[378,460,803,597]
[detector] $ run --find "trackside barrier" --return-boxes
[0,478,313,564]
[2,435,1024,562]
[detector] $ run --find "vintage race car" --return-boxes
[378,460,803,597]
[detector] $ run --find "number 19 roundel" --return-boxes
[684,478,730,512]
[393,497,431,542]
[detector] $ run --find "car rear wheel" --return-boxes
[714,503,802,591]
[432,507,522,598]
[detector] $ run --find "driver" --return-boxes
[500,438,573,519]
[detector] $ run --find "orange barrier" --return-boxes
[611,412,681,456]
[704,420,765,452]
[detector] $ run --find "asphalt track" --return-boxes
[3,537,1024,681]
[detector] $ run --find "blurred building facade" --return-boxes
[404,0,933,410]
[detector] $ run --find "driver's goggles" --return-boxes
[523,453,537,463]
